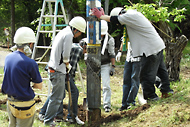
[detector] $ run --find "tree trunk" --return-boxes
[158,22,188,81]
[11,0,15,46]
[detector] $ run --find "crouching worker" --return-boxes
[1,27,42,127]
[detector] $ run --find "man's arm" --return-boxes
[119,41,123,52]
[100,15,111,22]
[32,82,42,90]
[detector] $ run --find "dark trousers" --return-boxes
[140,50,171,99]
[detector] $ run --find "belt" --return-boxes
[8,95,19,101]
[8,95,33,101]
[48,67,56,73]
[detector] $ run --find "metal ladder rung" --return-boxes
[45,0,56,2]
[35,46,52,49]
[41,24,52,27]
[41,24,67,27]
[56,30,61,32]
[36,62,48,64]
[42,15,64,18]
[56,24,68,27]
[36,93,48,96]
[39,30,54,33]
[42,78,49,80]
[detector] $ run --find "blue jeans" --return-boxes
[122,61,140,106]
[140,50,172,100]
[40,74,79,121]
[44,71,66,125]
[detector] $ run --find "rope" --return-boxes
[151,23,175,41]
[128,0,133,6]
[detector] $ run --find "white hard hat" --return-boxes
[80,38,88,43]
[110,7,123,16]
[69,16,86,33]
[79,38,88,47]
[14,27,36,44]
[101,20,108,35]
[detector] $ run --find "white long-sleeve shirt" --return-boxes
[48,26,73,74]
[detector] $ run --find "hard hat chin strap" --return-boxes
[74,30,80,35]
[16,43,28,48]
[71,26,80,35]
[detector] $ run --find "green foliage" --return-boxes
[124,3,186,23]
[154,0,190,14]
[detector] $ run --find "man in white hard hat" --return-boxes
[91,7,173,101]
[43,16,86,126]
[1,27,42,127]
[100,20,115,112]
[39,40,87,125]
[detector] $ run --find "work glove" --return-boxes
[91,7,105,18]
[110,67,115,76]
[99,7,105,15]
[84,53,88,61]
[116,52,122,62]
[66,63,72,74]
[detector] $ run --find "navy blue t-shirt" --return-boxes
[2,51,42,101]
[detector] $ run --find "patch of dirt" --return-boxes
[89,104,150,127]
[181,66,190,79]
[0,96,150,126]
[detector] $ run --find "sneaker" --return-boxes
[50,122,57,127]
[38,114,45,121]
[75,116,84,125]
[54,116,64,122]
[161,89,174,98]
[148,96,160,101]
[66,118,74,123]
[66,116,84,125]
[104,107,111,112]
[119,105,131,111]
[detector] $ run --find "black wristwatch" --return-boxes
[118,50,122,52]
[112,65,115,68]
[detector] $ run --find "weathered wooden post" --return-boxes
[86,0,101,122]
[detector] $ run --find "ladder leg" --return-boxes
[60,1,68,24]
[32,0,47,59]
[77,63,86,94]
[48,2,54,26]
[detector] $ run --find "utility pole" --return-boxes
[86,0,101,122]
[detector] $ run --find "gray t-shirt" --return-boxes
[48,26,73,74]
[118,9,165,57]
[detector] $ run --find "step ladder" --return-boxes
[32,0,86,96]
[31,0,68,64]
[32,0,68,96]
